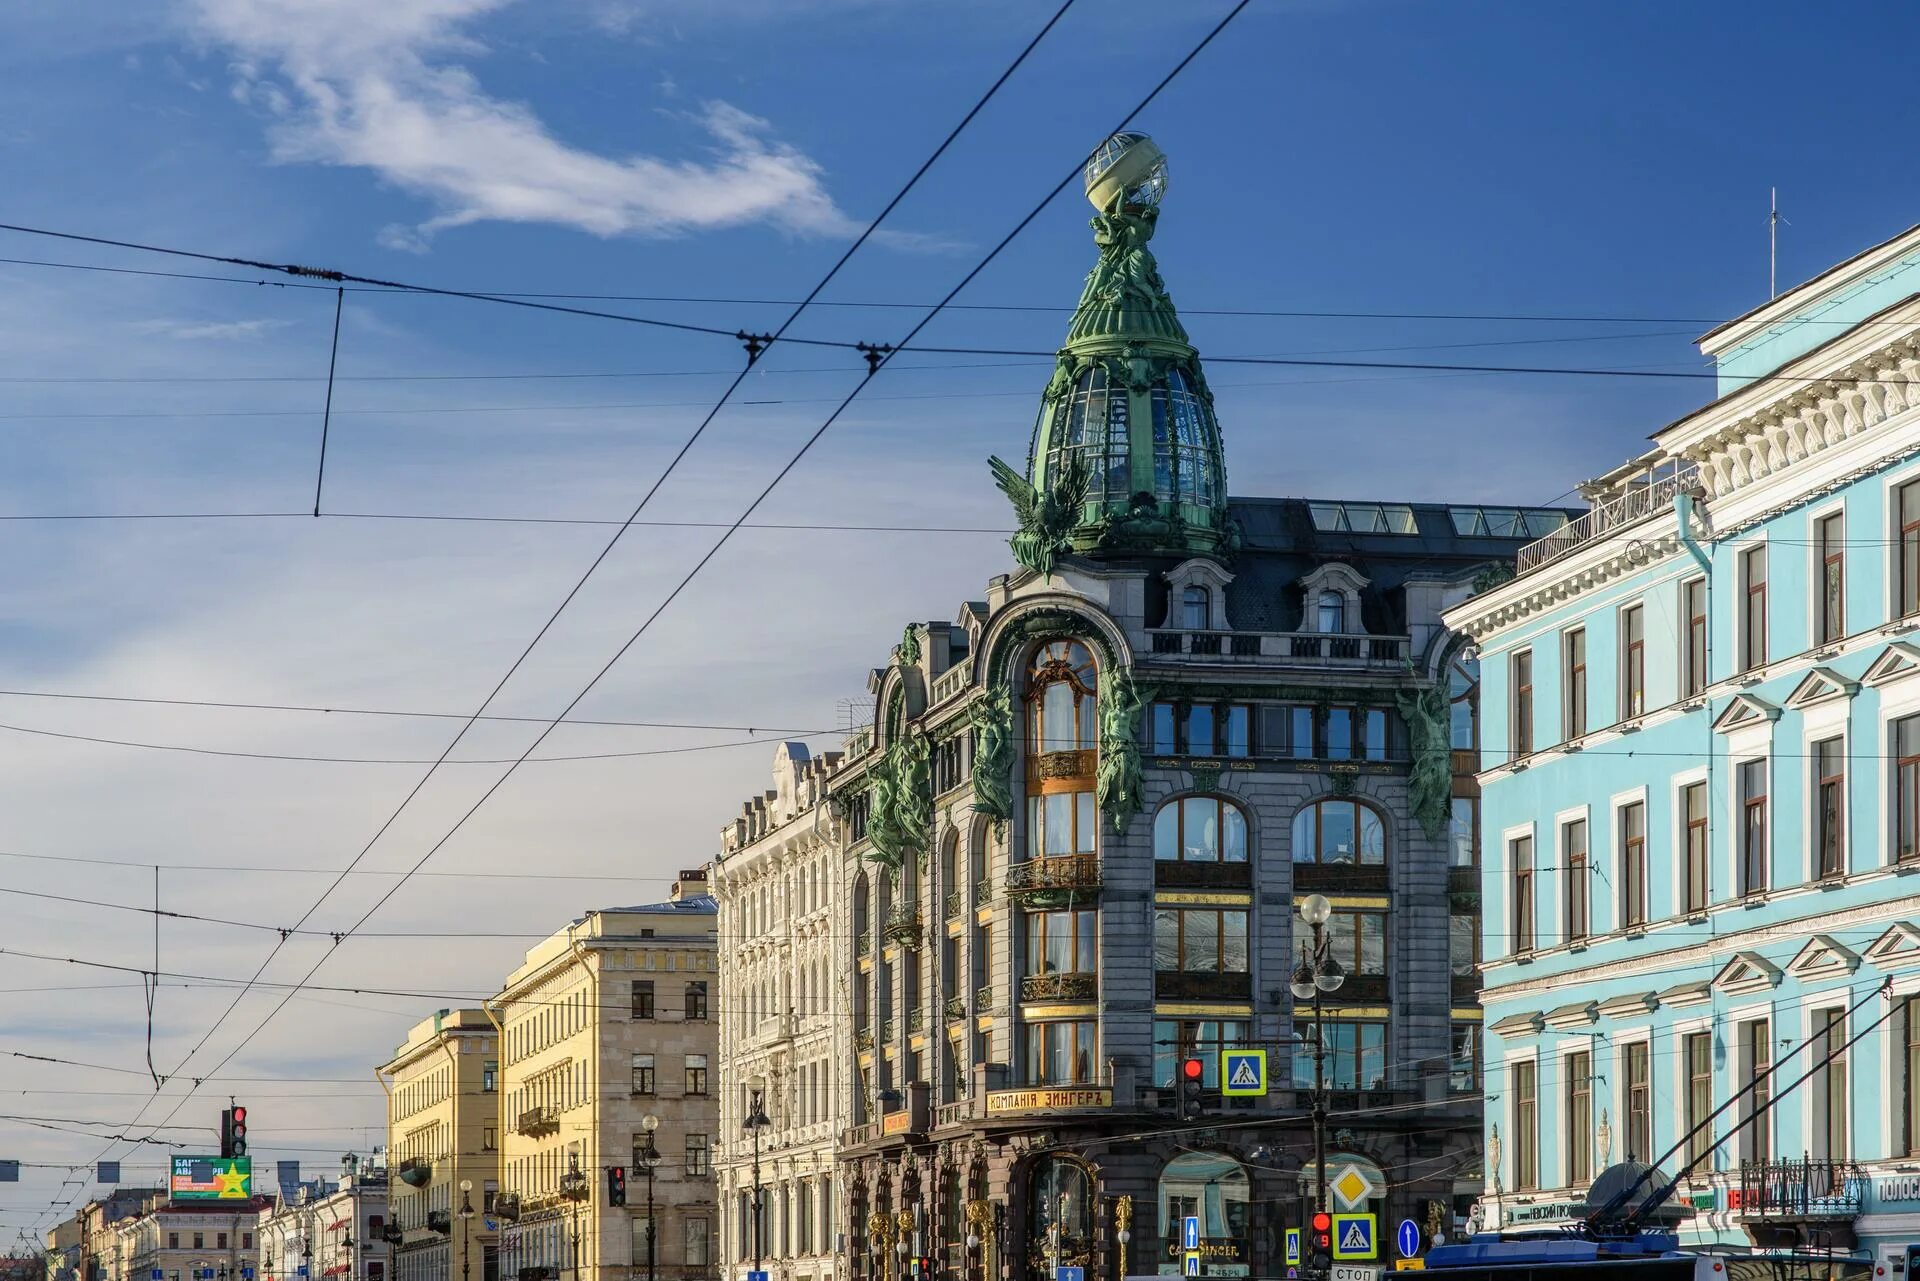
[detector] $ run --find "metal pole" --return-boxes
[1311,925,1328,1273]
[646,1161,656,1281]
[751,1097,764,1275]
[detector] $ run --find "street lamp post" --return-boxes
[1292,893,1345,1280]
[638,1116,661,1281]
[343,1233,355,1281]
[743,1078,771,1275]
[458,1181,475,1281]
[560,1154,589,1281]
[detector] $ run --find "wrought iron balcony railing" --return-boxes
[396,1157,432,1188]
[944,994,966,1021]
[1006,854,1101,903]
[975,984,998,1015]
[1735,1158,1867,1219]
[944,890,964,920]
[514,1105,559,1137]
[884,905,922,948]
[1021,971,1097,1002]
[974,878,995,908]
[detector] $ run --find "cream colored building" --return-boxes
[379,1009,501,1281]
[111,1197,267,1281]
[713,744,846,1281]
[490,875,717,1281]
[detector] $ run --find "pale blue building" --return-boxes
[1446,223,1920,1270]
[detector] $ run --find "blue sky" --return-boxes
[2,0,1920,1238]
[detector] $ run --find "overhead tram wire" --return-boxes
[140,0,1250,1127]
[34,3,1081,1222]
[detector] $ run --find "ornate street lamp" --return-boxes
[743,1078,771,1274]
[1292,893,1345,1280]
[560,1154,590,1281]
[637,1116,662,1281]
[458,1181,475,1281]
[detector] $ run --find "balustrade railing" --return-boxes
[1735,1158,1867,1219]
[1020,971,1097,1002]
[1516,464,1698,577]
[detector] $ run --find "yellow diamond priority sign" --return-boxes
[1331,1162,1375,1209]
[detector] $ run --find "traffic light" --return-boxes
[607,1166,626,1207]
[906,1257,935,1280]
[1179,1056,1205,1119]
[1310,1211,1333,1272]
[220,1105,248,1159]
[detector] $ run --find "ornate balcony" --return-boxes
[974,877,995,908]
[1146,629,1410,667]
[1516,462,1697,578]
[426,1210,451,1236]
[976,984,998,1015]
[1021,971,1097,1002]
[1006,854,1101,907]
[854,1028,874,1053]
[514,1105,559,1137]
[906,1008,923,1035]
[944,890,964,920]
[1735,1158,1867,1222]
[856,933,872,958]
[879,1017,894,1044]
[396,1157,432,1188]
[1153,971,1252,1001]
[1153,859,1251,889]
[944,994,966,1021]
[884,905,923,949]
[1027,750,1096,785]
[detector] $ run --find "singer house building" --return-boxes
[713,133,1575,1281]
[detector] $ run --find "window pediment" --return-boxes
[1711,950,1782,996]
[1785,934,1861,982]
[1710,693,1781,733]
[1297,563,1369,635]
[1862,640,1920,687]
[1863,920,1920,970]
[1782,666,1859,708]
[1160,559,1236,631]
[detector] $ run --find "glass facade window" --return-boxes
[1450,796,1479,867]
[1450,1023,1480,1092]
[1027,791,1097,858]
[1899,714,1920,864]
[1292,799,1385,865]
[1512,1060,1538,1190]
[1620,605,1645,718]
[1816,736,1845,878]
[1818,510,1846,644]
[1449,913,1478,978]
[1183,586,1211,631]
[1685,1031,1713,1165]
[1740,545,1768,671]
[1149,367,1220,506]
[1566,1050,1593,1186]
[1739,760,1768,895]
[1153,796,1248,862]
[1044,366,1130,501]
[1903,479,1920,618]
[1684,577,1708,697]
[1024,908,1096,976]
[1146,701,1252,756]
[1512,650,1533,756]
[631,980,654,1018]
[1326,909,1387,975]
[1153,907,1249,973]
[1153,1019,1250,1087]
[1563,817,1589,943]
[1026,1021,1096,1085]
[1510,834,1535,953]
[1449,655,1480,751]
[1159,1153,1250,1249]
[1290,1020,1387,1090]
[1563,628,1587,740]
[1028,640,1097,753]
[1317,592,1346,633]
[1684,781,1710,912]
[1623,1041,1651,1163]
[1619,801,1646,928]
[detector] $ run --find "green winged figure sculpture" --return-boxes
[988,454,1091,581]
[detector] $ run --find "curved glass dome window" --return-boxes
[1085,132,1166,209]
[1149,367,1220,507]
[1042,366,1132,503]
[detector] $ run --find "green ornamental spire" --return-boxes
[990,133,1233,573]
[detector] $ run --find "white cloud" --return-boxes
[188,0,861,245]
[129,316,297,340]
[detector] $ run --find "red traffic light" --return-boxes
[231,1106,246,1124]
[1311,1212,1332,1232]
[1181,1058,1204,1081]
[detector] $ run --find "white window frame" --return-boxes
[1669,1014,1715,1173]
[1800,702,1850,884]
[1555,1039,1598,1191]
[1613,1030,1654,1166]
[1609,785,1650,935]
[1882,971,1920,1160]
[1725,1000,1773,1164]
[1617,598,1647,722]
[1808,498,1848,650]
[1875,676,1920,871]
[1730,754,1772,899]
[1553,804,1591,948]
[1562,626,1589,743]
[1881,464,1920,625]
[1679,574,1709,700]
[1503,1047,1541,1192]
[1501,821,1537,959]
[1670,766,1711,921]
[1797,990,1853,1163]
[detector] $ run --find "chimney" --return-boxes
[671,867,710,901]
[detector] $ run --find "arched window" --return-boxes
[852,873,870,941]
[940,831,960,912]
[1028,639,1098,753]
[1449,652,1480,751]
[1291,799,1386,865]
[1153,796,1248,863]
[1158,1153,1249,1251]
[1150,366,1221,506]
[1317,591,1346,634]
[1183,586,1211,631]
[1042,365,1131,502]
[1026,1157,1092,1281]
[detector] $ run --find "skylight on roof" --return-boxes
[1309,502,1418,534]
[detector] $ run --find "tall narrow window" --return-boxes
[1740,1018,1772,1161]
[1563,817,1589,943]
[1739,760,1768,896]
[1512,1060,1538,1191]
[1317,591,1345,634]
[1684,578,1708,697]
[1818,510,1846,644]
[1563,629,1587,740]
[1619,800,1647,929]
[1620,605,1645,718]
[1740,545,1768,672]
[1623,1042,1651,1163]
[1684,781,1710,912]
[1899,714,1920,864]
[1512,650,1534,757]
[1813,1007,1849,1160]
[1815,736,1845,879]
[1685,1031,1713,1164]
[1510,834,1535,954]
[1903,996,1920,1157]
[1903,479,1920,619]
[1565,1051,1593,1186]
[1183,586,1211,631]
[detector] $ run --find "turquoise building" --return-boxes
[1446,223,1920,1270]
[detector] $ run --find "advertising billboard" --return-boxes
[171,1155,252,1200]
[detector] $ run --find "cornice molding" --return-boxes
[1449,530,1682,641]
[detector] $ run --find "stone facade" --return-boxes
[380,1009,501,1281]
[491,880,718,1281]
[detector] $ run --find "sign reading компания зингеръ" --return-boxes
[985,1087,1112,1113]
[170,1155,252,1200]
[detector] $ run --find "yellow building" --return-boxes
[379,1009,501,1281]
[490,873,717,1281]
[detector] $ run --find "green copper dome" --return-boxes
[989,133,1232,577]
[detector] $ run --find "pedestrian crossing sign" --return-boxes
[1219,1048,1268,1096]
[1332,1213,1377,1261]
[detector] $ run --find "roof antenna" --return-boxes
[1769,187,1791,298]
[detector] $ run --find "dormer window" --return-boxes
[1317,591,1346,634]
[1183,587,1211,631]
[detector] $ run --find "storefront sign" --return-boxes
[1501,1200,1586,1225]
[985,1087,1111,1114]
[1878,1175,1920,1203]
[1163,1241,1244,1262]
[880,1111,912,1136]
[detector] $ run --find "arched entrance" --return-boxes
[1158,1152,1250,1272]
[1025,1156,1093,1281]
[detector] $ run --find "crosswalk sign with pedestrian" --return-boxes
[1219,1048,1267,1096]
[1332,1212,1377,1260]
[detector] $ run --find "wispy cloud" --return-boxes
[189,0,862,247]
[129,316,297,340]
